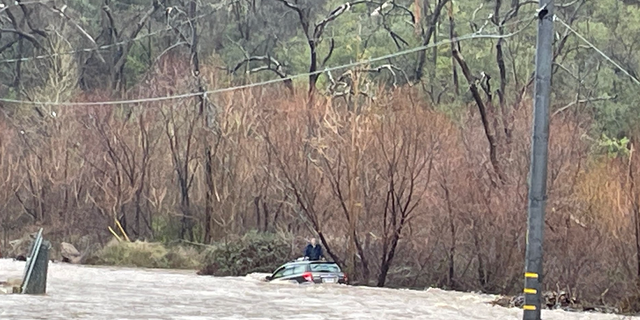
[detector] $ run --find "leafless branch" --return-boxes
[229,55,293,94]
[321,38,335,67]
[0,28,42,48]
[356,64,412,88]
[0,39,19,55]
[46,4,106,63]
[552,94,617,117]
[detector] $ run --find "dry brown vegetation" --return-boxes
[1,53,640,308]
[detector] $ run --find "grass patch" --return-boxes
[86,239,201,269]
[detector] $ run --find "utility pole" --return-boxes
[523,1,554,319]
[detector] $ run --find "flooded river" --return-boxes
[0,259,636,319]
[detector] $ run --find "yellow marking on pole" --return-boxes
[522,305,537,311]
[525,272,538,278]
[523,288,537,294]
[108,226,122,242]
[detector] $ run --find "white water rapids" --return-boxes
[0,259,637,319]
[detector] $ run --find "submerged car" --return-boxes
[266,259,348,285]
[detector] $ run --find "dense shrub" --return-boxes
[198,231,293,276]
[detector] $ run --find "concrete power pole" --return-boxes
[523,1,554,320]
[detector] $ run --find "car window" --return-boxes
[282,266,296,277]
[272,267,286,279]
[293,265,307,274]
[309,263,341,273]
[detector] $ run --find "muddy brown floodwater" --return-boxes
[0,259,637,319]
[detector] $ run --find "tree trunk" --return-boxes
[204,149,213,243]
[377,223,403,287]
[628,143,640,278]
[451,47,504,183]
[415,0,449,81]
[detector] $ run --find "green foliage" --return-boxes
[596,133,630,158]
[3,0,639,139]
[124,44,152,87]
[163,244,204,269]
[198,231,293,276]
[152,216,182,243]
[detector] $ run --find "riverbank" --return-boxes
[0,259,634,320]
[2,232,635,317]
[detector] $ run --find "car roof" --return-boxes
[281,260,339,267]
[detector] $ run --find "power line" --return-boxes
[556,17,640,86]
[0,17,536,107]
[0,23,534,106]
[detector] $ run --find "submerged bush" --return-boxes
[87,239,201,269]
[199,231,293,276]
[164,244,203,269]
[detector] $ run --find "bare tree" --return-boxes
[98,0,164,92]
[374,104,434,287]
[0,127,24,250]
[318,109,372,281]
[261,101,346,266]
[274,0,410,95]
[162,100,200,241]
[0,1,46,89]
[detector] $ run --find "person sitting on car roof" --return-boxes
[303,237,325,261]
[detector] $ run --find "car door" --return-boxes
[270,265,297,282]
[279,266,297,281]
[291,264,310,283]
[270,266,287,281]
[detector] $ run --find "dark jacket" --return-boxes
[304,244,324,260]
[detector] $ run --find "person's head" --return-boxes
[310,238,317,246]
